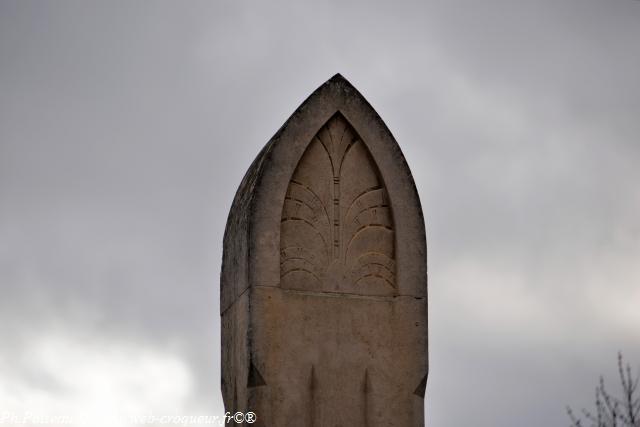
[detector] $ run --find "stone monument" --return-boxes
[221,74,428,426]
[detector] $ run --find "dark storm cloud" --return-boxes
[1,1,639,425]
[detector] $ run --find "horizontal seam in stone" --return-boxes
[253,285,425,301]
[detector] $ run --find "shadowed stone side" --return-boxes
[221,74,428,426]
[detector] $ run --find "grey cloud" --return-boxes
[1,1,639,426]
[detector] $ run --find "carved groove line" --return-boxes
[290,180,332,227]
[280,218,330,258]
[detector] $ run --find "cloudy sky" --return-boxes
[1,1,639,426]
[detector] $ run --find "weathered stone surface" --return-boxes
[221,74,428,426]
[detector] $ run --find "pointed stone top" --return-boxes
[221,73,427,311]
[326,72,355,88]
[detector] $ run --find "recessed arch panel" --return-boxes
[280,113,396,296]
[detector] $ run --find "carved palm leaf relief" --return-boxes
[280,113,396,295]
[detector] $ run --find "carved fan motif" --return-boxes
[280,114,395,295]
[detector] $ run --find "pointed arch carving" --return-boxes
[280,113,396,295]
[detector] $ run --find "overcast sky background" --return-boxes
[1,1,639,426]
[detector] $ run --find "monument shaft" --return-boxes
[221,75,428,426]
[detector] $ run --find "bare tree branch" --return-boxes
[567,354,640,427]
